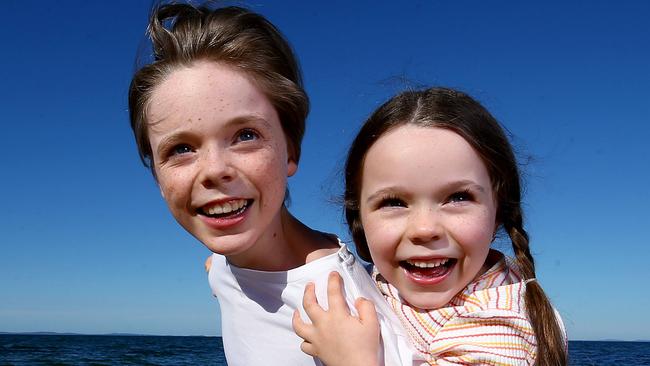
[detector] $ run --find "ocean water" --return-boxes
[0,335,227,365]
[568,340,650,365]
[1,335,649,365]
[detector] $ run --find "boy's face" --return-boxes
[359,126,497,309]
[146,61,296,268]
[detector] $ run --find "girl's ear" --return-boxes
[492,222,500,242]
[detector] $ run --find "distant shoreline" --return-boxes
[0,332,220,338]
[0,332,647,342]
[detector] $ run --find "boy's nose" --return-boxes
[406,207,441,245]
[198,147,235,188]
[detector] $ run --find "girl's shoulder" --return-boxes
[426,257,537,363]
[449,250,529,312]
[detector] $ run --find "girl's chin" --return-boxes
[403,293,453,310]
[398,281,456,309]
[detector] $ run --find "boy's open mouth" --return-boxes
[199,199,252,219]
[400,258,456,279]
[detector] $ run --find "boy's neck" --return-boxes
[226,207,339,271]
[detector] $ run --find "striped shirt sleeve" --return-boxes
[430,308,536,365]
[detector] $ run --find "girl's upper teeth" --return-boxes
[406,258,449,268]
[205,199,247,215]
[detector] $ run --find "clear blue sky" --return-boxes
[2,1,648,341]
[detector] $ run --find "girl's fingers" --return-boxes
[292,309,311,340]
[204,256,212,273]
[326,271,350,313]
[300,341,317,357]
[302,282,325,320]
[355,297,379,326]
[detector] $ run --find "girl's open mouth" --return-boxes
[199,199,252,219]
[400,258,456,281]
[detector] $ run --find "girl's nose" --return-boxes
[406,207,441,245]
[198,147,235,188]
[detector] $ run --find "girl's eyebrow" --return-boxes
[445,180,487,193]
[364,180,487,203]
[365,187,402,204]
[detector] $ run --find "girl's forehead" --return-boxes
[368,125,467,158]
[361,125,491,189]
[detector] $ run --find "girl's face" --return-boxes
[359,125,497,309]
[147,61,296,269]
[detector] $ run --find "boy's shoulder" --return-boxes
[304,231,341,263]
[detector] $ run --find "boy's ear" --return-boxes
[159,184,166,199]
[156,174,166,199]
[150,166,162,196]
[287,157,298,177]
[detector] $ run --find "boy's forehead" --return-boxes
[145,65,280,136]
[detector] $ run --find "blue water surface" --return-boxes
[2,335,650,365]
[0,334,226,365]
[569,340,650,365]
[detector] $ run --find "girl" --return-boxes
[293,87,567,365]
[128,3,412,365]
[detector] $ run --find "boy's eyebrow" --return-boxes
[155,131,190,156]
[153,114,273,156]
[228,115,273,129]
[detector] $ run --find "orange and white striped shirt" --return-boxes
[375,250,537,365]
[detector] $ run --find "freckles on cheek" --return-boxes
[364,224,393,252]
[457,213,495,246]
[157,172,184,203]
[161,184,178,203]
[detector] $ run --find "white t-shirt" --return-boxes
[208,243,415,366]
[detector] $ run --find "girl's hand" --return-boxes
[292,271,380,366]
[204,255,212,273]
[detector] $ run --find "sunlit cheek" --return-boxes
[245,151,289,208]
[363,218,401,262]
[453,211,495,249]
[157,170,188,208]
[160,185,180,208]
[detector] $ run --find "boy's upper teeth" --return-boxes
[406,258,449,268]
[205,199,247,215]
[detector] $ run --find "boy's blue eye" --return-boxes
[237,129,259,142]
[171,144,193,155]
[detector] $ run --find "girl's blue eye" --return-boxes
[237,129,259,142]
[378,196,406,208]
[448,190,473,203]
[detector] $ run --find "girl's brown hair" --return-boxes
[344,87,567,365]
[128,2,308,171]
